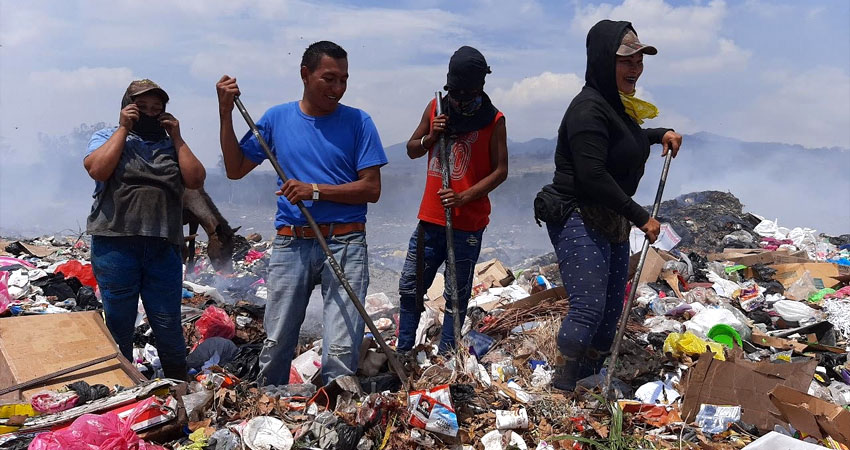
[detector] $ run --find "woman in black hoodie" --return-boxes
[534,20,682,391]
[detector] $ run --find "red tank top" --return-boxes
[417,99,504,232]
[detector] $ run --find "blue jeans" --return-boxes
[397,221,484,353]
[90,235,187,378]
[547,213,630,360]
[258,231,369,386]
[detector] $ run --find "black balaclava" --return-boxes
[441,46,499,136]
[584,20,634,115]
[120,84,169,142]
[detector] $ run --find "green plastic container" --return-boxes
[707,324,743,349]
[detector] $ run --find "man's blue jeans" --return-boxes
[258,231,369,387]
[90,235,187,379]
[397,221,484,353]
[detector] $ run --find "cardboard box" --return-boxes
[771,263,840,289]
[0,311,145,402]
[681,352,817,432]
[426,273,446,310]
[503,286,567,311]
[769,385,850,446]
[628,247,677,286]
[707,248,809,266]
[474,259,515,288]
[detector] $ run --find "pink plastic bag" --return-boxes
[244,250,265,264]
[195,305,235,343]
[29,397,167,450]
[0,271,11,315]
[31,390,79,414]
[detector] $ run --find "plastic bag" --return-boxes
[808,288,836,303]
[242,416,294,450]
[54,260,97,288]
[196,306,235,343]
[0,271,11,315]
[695,404,740,435]
[29,396,167,450]
[31,390,79,414]
[649,296,683,316]
[663,332,725,360]
[732,281,765,312]
[407,385,458,437]
[644,316,684,334]
[785,271,818,301]
[683,307,748,341]
[706,271,740,298]
[684,286,720,305]
[773,300,821,323]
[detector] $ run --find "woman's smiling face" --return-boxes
[615,53,644,94]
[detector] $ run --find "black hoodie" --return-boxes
[545,20,670,228]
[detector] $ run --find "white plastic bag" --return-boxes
[773,300,821,323]
[707,271,741,298]
[683,307,748,339]
[242,416,293,450]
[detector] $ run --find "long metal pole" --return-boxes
[232,97,408,388]
[435,92,462,350]
[603,151,673,398]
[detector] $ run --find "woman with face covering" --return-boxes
[534,21,682,391]
[83,79,205,380]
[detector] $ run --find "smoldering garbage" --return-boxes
[1,191,849,449]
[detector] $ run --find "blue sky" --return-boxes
[1,0,848,168]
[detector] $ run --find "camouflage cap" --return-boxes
[121,79,169,108]
[616,29,657,56]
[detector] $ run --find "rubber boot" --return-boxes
[552,356,580,392]
[577,348,609,380]
[162,362,188,381]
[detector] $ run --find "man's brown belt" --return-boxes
[276,222,365,238]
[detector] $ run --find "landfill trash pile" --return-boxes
[2,191,850,449]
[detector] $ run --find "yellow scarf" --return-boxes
[619,90,658,125]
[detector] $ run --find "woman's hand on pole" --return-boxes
[661,130,682,157]
[640,217,661,244]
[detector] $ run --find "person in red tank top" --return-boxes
[396,46,509,353]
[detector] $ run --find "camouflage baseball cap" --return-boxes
[121,79,169,108]
[616,29,657,56]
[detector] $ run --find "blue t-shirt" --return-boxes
[239,102,387,228]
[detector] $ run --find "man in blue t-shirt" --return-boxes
[216,41,388,386]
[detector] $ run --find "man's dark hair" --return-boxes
[301,41,347,72]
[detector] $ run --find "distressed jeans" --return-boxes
[90,235,187,379]
[547,212,630,360]
[258,231,368,386]
[397,221,484,353]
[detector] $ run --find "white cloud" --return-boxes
[572,0,750,74]
[675,38,750,73]
[29,67,134,91]
[486,72,583,141]
[0,4,66,48]
[491,72,583,108]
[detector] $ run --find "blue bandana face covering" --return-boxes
[457,95,483,116]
